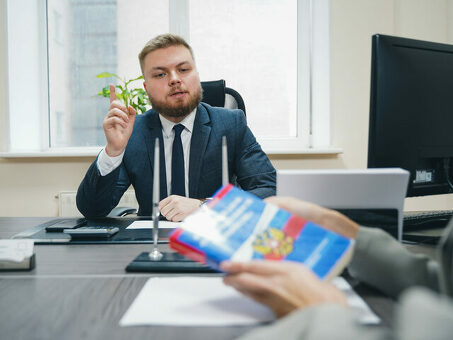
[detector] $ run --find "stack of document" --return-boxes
[0,239,35,270]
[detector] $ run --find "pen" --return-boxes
[222,136,228,186]
[149,137,163,261]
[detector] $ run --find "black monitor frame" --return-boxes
[368,34,453,197]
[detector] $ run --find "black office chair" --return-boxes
[439,217,453,297]
[201,80,246,117]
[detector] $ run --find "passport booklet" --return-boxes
[169,184,354,280]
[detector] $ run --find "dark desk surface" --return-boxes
[0,217,436,340]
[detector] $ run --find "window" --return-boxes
[3,0,334,156]
[47,0,169,147]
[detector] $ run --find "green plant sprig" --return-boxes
[96,72,150,114]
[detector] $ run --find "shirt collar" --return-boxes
[159,108,197,138]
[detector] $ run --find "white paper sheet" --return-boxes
[119,276,380,327]
[119,276,274,326]
[126,220,180,229]
[333,277,380,324]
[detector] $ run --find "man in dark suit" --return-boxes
[76,34,276,221]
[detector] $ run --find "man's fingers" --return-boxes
[221,260,301,276]
[107,107,130,123]
[164,207,178,221]
[223,272,277,297]
[168,212,185,222]
[104,116,128,129]
[110,100,127,114]
[109,84,117,103]
[159,195,176,206]
[265,196,359,238]
[265,196,327,225]
[128,105,137,116]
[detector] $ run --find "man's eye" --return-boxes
[180,68,189,73]
[153,73,165,78]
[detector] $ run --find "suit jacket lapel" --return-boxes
[145,111,168,200]
[189,104,211,197]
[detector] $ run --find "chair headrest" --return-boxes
[201,80,226,107]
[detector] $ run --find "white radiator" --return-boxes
[58,191,139,217]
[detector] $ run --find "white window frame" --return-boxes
[0,0,340,157]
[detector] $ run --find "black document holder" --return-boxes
[125,252,217,273]
[13,218,174,244]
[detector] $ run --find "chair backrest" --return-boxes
[201,80,246,116]
[438,218,453,297]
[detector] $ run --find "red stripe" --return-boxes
[282,215,307,239]
[214,184,233,200]
[169,228,184,242]
[169,230,207,264]
[208,184,234,209]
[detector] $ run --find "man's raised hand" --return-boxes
[103,84,136,156]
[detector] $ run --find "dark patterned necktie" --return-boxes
[171,124,185,196]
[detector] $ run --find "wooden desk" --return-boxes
[0,217,418,340]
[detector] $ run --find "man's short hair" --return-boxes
[138,33,195,76]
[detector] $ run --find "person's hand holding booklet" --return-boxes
[169,184,357,280]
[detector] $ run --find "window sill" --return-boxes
[0,147,103,158]
[0,146,342,158]
[266,147,342,156]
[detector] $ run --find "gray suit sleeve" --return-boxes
[237,304,390,340]
[238,288,453,340]
[238,229,450,340]
[395,287,453,340]
[348,228,440,298]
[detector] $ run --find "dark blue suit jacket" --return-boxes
[76,103,276,217]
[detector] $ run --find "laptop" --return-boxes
[276,168,410,241]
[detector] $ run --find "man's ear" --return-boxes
[143,81,147,91]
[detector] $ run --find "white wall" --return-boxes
[0,0,8,152]
[1,0,453,216]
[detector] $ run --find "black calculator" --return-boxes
[63,226,119,238]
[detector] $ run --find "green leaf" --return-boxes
[96,72,121,80]
[125,75,144,86]
[95,73,148,114]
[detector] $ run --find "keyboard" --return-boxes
[403,210,453,244]
[404,210,453,230]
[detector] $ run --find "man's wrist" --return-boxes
[105,145,125,157]
[97,148,125,176]
[198,198,212,206]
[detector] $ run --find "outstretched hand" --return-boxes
[221,260,348,318]
[220,197,359,318]
[103,85,137,156]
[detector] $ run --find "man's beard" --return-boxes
[149,85,203,118]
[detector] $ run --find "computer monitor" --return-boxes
[368,34,453,197]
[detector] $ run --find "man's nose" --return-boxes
[169,71,181,86]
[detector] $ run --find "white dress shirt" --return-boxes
[97,108,197,197]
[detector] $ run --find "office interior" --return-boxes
[2,0,453,217]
